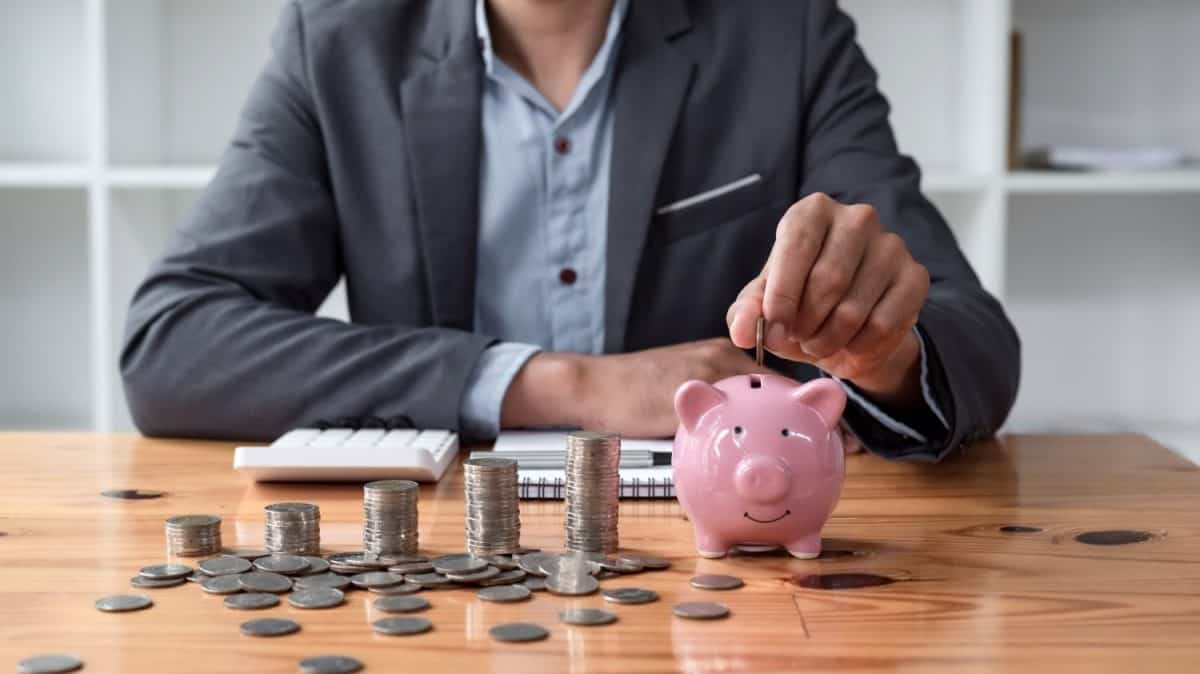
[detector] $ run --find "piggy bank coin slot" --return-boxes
[748,375,762,389]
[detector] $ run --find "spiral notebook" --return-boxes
[489,431,676,500]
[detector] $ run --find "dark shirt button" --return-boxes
[559,268,578,285]
[554,136,571,155]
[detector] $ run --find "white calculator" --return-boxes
[233,427,460,482]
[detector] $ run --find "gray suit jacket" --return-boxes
[121,0,1020,460]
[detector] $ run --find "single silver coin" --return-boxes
[289,587,345,609]
[16,654,83,674]
[101,489,164,500]
[477,568,527,586]
[368,582,424,596]
[624,554,671,570]
[388,561,435,575]
[539,554,601,577]
[293,572,351,591]
[489,622,549,643]
[224,592,280,610]
[405,572,451,587]
[559,608,617,626]
[444,565,500,583]
[199,556,252,576]
[239,571,293,593]
[298,655,364,674]
[130,575,186,589]
[481,555,519,571]
[372,595,431,613]
[186,570,205,583]
[350,571,406,589]
[240,617,301,637]
[545,571,598,596]
[477,584,531,603]
[328,563,366,575]
[373,554,427,565]
[222,547,271,560]
[522,577,547,592]
[600,557,645,573]
[139,563,193,580]
[602,587,659,605]
[95,594,153,612]
[200,574,245,594]
[301,556,331,574]
[371,616,433,636]
[430,553,488,575]
[673,601,730,620]
[326,552,388,570]
[689,574,744,590]
[517,553,553,577]
[254,554,311,575]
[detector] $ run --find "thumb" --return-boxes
[727,276,766,349]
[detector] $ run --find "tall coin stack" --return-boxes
[363,480,419,555]
[463,457,521,556]
[264,502,321,554]
[165,514,222,557]
[564,430,621,553]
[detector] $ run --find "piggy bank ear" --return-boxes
[790,379,847,430]
[674,380,727,433]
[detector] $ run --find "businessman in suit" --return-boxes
[121,0,1020,461]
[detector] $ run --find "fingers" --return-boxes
[846,261,930,357]
[726,276,765,349]
[761,195,833,335]
[788,203,877,340]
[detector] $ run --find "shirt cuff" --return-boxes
[459,341,542,441]
[832,326,950,444]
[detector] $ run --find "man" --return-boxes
[121,0,1020,461]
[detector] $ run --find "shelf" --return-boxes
[108,165,215,189]
[1006,170,1200,194]
[0,163,91,187]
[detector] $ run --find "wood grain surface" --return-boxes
[1,433,1198,673]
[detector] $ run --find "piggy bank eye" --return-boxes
[733,426,744,435]
[781,428,789,437]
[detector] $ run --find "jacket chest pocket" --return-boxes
[652,173,774,244]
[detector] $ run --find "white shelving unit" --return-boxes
[2,0,1197,459]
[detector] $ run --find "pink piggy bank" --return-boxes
[672,374,847,559]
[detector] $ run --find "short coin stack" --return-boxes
[563,431,621,553]
[463,457,521,556]
[164,514,222,557]
[264,502,321,555]
[363,480,419,555]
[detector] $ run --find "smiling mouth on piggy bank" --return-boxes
[743,510,791,524]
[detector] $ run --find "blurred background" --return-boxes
[1,0,1196,462]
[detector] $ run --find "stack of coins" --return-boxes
[463,457,521,556]
[264,502,321,554]
[164,514,222,556]
[363,480,419,555]
[563,431,621,553]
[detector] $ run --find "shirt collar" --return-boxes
[475,0,630,81]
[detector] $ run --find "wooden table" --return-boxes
[1,433,1198,673]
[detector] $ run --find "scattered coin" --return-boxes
[405,572,451,587]
[371,616,433,636]
[489,622,549,643]
[445,565,500,583]
[293,573,352,591]
[240,617,301,637]
[222,547,270,560]
[289,588,345,609]
[238,571,293,593]
[351,571,406,589]
[388,561,435,575]
[603,587,659,605]
[254,554,311,575]
[101,489,164,500]
[478,568,527,586]
[372,595,431,613]
[130,575,186,589]
[545,571,599,596]
[559,608,617,626]
[481,555,519,571]
[376,554,428,565]
[301,556,331,574]
[139,563,193,580]
[298,655,364,674]
[95,594,153,613]
[327,551,388,570]
[368,582,424,596]
[224,593,280,610]
[477,584,531,603]
[186,570,205,583]
[517,552,555,577]
[430,553,488,575]
[600,556,645,573]
[522,577,547,592]
[673,601,730,620]
[539,554,601,577]
[200,574,245,594]
[689,574,744,590]
[624,554,671,570]
[16,654,83,674]
[199,556,252,576]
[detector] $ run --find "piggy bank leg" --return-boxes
[693,528,731,559]
[785,533,822,559]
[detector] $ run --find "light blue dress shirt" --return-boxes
[460,0,947,444]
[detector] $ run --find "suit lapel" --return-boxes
[604,0,696,353]
[400,4,481,331]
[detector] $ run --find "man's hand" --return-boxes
[501,338,767,438]
[727,193,930,409]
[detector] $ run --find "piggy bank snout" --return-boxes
[733,456,792,504]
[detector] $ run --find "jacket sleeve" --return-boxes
[120,2,493,441]
[794,1,1021,460]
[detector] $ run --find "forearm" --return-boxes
[499,352,589,429]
